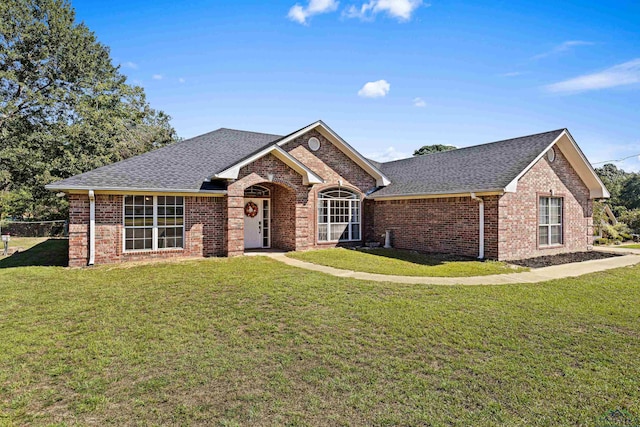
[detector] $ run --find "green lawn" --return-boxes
[287,247,527,277]
[1,257,639,425]
[623,244,640,249]
[0,237,68,268]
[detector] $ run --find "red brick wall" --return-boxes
[229,153,309,256]
[68,194,89,267]
[67,194,225,266]
[367,196,499,259]
[270,183,297,251]
[284,129,378,248]
[227,130,382,254]
[285,130,377,191]
[498,147,593,260]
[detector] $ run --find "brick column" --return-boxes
[226,188,245,257]
[68,194,89,267]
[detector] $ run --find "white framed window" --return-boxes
[318,188,361,242]
[539,196,563,246]
[124,195,184,251]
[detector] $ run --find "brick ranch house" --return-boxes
[46,120,609,267]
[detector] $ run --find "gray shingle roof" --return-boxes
[369,129,565,198]
[46,128,282,192]
[47,124,566,197]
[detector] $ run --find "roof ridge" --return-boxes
[382,128,566,166]
[217,127,283,138]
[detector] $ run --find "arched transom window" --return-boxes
[244,184,270,198]
[318,188,361,242]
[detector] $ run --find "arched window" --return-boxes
[318,188,361,242]
[244,184,270,198]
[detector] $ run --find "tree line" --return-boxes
[594,164,640,235]
[1,0,179,221]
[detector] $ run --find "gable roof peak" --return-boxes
[382,128,567,166]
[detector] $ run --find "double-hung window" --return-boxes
[539,196,563,246]
[124,195,184,251]
[318,188,361,242]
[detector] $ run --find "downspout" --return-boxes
[470,193,484,259]
[88,190,95,266]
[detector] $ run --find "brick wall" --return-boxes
[498,146,592,260]
[67,194,225,266]
[68,194,89,267]
[367,196,499,259]
[229,154,309,256]
[286,130,377,191]
[227,130,382,254]
[284,129,378,249]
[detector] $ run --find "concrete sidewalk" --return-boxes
[264,252,640,285]
[592,245,640,255]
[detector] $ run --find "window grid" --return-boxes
[318,189,361,242]
[539,196,563,246]
[124,195,184,252]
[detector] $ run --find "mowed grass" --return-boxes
[287,247,527,277]
[0,237,68,268]
[1,257,639,425]
[623,244,640,249]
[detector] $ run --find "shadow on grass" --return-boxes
[355,248,476,266]
[0,238,68,268]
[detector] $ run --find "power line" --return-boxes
[592,153,640,165]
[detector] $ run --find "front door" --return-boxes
[244,198,269,249]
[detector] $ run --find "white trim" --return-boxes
[214,145,324,185]
[122,195,185,253]
[262,198,271,248]
[317,188,362,242]
[45,185,226,196]
[504,130,610,199]
[88,190,95,266]
[539,196,563,246]
[470,193,484,259]
[275,120,391,187]
[243,197,270,249]
[368,190,504,201]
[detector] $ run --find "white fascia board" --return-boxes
[276,120,392,187]
[561,131,610,199]
[214,144,324,185]
[503,131,566,193]
[367,190,504,200]
[44,184,227,196]
[503,130,610,199]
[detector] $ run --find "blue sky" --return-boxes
[73,0,640,170]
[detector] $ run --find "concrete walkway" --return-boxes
[261,251,640,285]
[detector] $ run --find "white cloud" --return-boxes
[545,58,640,93]
[288,0,339,24]
[532,40,593,61]
[366,146,410,162]
[413,97,426,107]
[358,79,390,98]
[345,0,424,21]
[152,74,163,80]
[178,77,186,83]
[122,61,138,69]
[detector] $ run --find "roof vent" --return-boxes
[547,147,556,162]
[308,137,320,152]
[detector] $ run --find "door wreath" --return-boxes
[244,201,259,218]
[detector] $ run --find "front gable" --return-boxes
[210,121,389,193]
[276,121,391,187]
[505,130,609,199]
[213,144,323,185]
[282,128,379,193]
